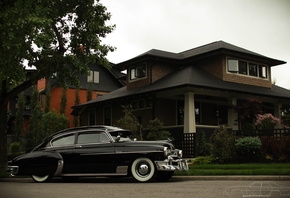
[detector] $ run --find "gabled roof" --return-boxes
[74,66,290,110]
[116,41,285,68]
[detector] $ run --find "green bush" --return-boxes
[210,125,236,163]
[146,118,172,141]
[235,137,262,162]
[8,142,24,161]
[197,130,210,156]
[193,156,215,165]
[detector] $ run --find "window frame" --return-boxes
[87,70,100,83]
[129,64,147,81]
[227,58,268,79]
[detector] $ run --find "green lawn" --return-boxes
[175,163,290,176]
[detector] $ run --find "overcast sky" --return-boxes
[102,0,290,89]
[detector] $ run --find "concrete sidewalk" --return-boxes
[174,175,290,181]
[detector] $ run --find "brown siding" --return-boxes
[197,56,224,79]
[151,63,176,83]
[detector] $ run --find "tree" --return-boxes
[26,87,43,151]
[0,0,115,170]
[44,82,51,113]
[146,118,171,141]
[74,86,80,127]
[116,105,142,140]
[14,92,25,142]
[60,86,67,114]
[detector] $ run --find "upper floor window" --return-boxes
[227,59,267,79]
[130,64,146,80]
[87,70,99,83]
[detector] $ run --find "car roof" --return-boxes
[45,125,129,140]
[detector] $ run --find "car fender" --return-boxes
[12,151,63,176]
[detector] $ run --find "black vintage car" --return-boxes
[7,126,188,182]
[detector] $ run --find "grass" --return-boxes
[175,163,290,176]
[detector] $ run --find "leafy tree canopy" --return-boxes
[0,0,115,170]
[0,0,115,92]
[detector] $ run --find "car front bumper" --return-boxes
[155,158,188,172]
[7,165,19,176]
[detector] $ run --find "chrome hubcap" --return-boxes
[138,164,149,175]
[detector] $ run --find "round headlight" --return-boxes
[178,150,183,158]
[163,147,170,156]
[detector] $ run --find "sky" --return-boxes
[101,0,290,89]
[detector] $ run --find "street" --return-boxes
[1,177,290,198]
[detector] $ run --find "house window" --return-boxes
[87,71,99,83]
[132,99,152,110]
[259,65,267,78]
[227,58,268,79]
[130,64,146,80]
[249,63,258,77]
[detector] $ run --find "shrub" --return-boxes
[235,137,262,161]
[116,105,142,140]
[146,118,172,141]
[197,130,210,156]
[255,113,280,129]
[193,156,215,165]
[210,125,236,163]
[8,142,25,161]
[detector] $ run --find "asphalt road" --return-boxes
[1,177,290,198]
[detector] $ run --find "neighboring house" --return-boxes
[39,63,125,127]
[8,63,125,135]
[72,41,290,156]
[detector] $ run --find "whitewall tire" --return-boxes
[131,157,155,182]
[31,174,52,183]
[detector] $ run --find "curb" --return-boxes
[174,175,290,181]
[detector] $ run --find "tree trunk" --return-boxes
[0,82,8,171]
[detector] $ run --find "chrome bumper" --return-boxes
[7,165,19,176]
[155,158,188,172]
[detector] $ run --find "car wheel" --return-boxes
[155,171,174,181]
[131,157,155,182]
[31,174,52,183]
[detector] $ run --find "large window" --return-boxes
[130,64,146,80]
[177,98,228,126]
[52,134,75,147]
[87,70,99,83]
[227,58,267,79]
[77,132,110,144]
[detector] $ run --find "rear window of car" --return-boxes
[77,132,110,144]
[51,134,75,147]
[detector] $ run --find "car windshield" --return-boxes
[110,131,132,142]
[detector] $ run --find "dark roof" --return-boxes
[116,41,285,68]
[74,66,290,109]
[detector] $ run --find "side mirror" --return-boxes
[115,135,121,142]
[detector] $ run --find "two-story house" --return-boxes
[39,63,125,127]
[72,41,290,156]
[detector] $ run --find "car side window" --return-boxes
[77,132,110,144]
[51,134,75,147]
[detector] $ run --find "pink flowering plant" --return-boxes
[255,113,280,129]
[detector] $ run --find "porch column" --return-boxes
[275,103,283,128]
[228,97,238,130]
[184,92,196,133]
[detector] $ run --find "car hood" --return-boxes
[118,140,175,150]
